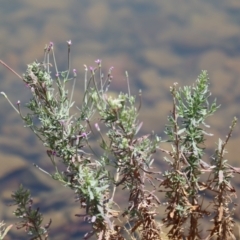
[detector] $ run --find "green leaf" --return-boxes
[177,128,186,135]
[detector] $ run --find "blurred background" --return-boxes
[1,0,240,239]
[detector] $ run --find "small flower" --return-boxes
[73,69,77,77]
[89,66,95,75]
[67,40,72,46]
[108,66,114,74]
[47,42,53,52]
[95,123,100,131]
[55,73,59,77]
[16,100,20,105]
[81,132,87,138]
[46,149,56,157]
[95,59,101,66]
[59,120,67,129]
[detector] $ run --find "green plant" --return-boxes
[159,77,237,239]
[1,41,239,240]
[10,185,51,240]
